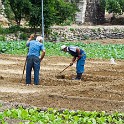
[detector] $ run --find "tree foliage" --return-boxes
[28,0,56,33]
[29,0,77,33]
[2,0,78,33]
[54,0,77,25]
[2,0,31,26]
[2,0,15,24]
[106,0,124,15]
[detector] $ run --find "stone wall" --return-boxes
[0,26,124,41]
[48,26,124,42]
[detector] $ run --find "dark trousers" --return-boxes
[26,55,40,85]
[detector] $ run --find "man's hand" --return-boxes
[40,50,45,62]
[78,55,81,60]
[28,34,35,41]
[70,62,73,66]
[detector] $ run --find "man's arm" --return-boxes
[70,47,81,66]
[76,48,81,60]
[40,50,45,62]
[70,56,76,66]
[26,34,35,46]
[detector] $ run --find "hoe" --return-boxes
[56,62,74,79]
[60,64,71,74]
[19,57,27,83]
[56,59,77,79]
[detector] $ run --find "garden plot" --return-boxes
[0,54,124,112]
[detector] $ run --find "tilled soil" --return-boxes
[0,54,124,113]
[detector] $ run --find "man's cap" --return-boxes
[36,36,43,42]
[61,45,66,50]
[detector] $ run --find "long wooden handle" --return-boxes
[19,58,27,83]
[60,65,70,74]
[59,58,78,74]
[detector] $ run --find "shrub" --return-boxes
[19,33,28,40]
[0,25,9,34]
[70,28,74,31]
[9,25,21,33]
[83,34,90,40]
[0,35,6,41]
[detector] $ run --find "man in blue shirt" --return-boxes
[26,34,45,85]
[61,45,86,80]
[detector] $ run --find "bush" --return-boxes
[0,25,3,34]
[83,34,90,40]
[19,33,28,40]
[0,25,9,34]
[60,19,73,26]
[0,35,6,41]
[9,25,21,33]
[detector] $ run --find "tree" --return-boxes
[54,0,77,25]
[106,0,124,23]
[106,0,124,15]
[2,0,31,26]
[2,0,78,33]
[65,0,80,3]
[28,0,56,33]
[2,0,15,24]
[28,0,77,34]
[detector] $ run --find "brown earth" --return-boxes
[0,52,124,113]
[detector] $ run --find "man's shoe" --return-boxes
[72,77,81,80]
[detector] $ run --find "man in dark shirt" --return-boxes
[61,45,86,80]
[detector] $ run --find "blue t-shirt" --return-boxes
[26,40,45,57]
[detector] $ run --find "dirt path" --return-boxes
[0,54,124,112]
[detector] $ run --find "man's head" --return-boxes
[36,36,43,43]
[61,45,67,52]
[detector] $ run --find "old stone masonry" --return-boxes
[76,0,105,24]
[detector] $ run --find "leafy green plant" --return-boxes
[60,18,73,26]
[0,36,6,41]
[0,41,124,59]
[8,25,21,33]
[106,0,124,15]
[0,25,9,34]
[19,33,28,40]
[0,103,2,107]
[97,28,101,32]
[91,29,97,33]
[83,34,90,40]
[0,107,124,124]
[0,41,28,54]
[70,28,74,31]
